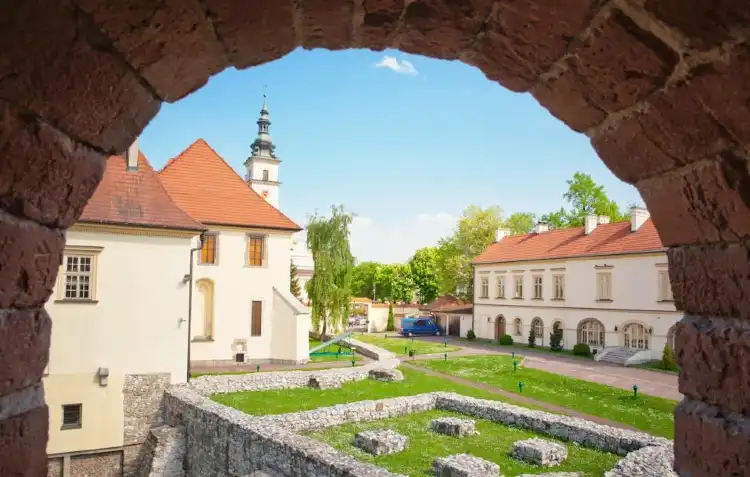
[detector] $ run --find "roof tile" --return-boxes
[158,139,300,231]
[79,152,204,231]
[473,219,665,264]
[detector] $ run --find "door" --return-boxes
[448,317,461,337]
[495,317,506,340]
[250,300,262,337]
[624,323,648,349]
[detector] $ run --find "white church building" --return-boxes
[471,208,682,365]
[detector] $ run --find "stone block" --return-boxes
[432,453,500,477]
[307,375,342,389]
[0,309,51,396]
[431,417,478,437]
[354,429,408,456]
[512,438,567,466]
[368,368,404,382]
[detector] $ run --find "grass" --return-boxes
[354,333,461,356]
[631,360,679,375]
[308,338,363,363]
[213,367,540,415]
[309,409,620,477]
[414,355,678,438]
[456,336,593,361]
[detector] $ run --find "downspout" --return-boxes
[186,232,207,382]
[471,264,476,332]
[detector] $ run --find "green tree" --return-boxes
[390,263,415,303]
[375,264,396,302]
[350,261,380,298]
[539,207,569,230]
[290,263,302,299]
[503,212,537,235]
[436,205,504,299]
[408,247,440,303]
[562,172,627,227]
[306,205,355,337]
[386,303,395,331]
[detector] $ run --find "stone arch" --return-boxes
[667,325,677,351]
[531,317,544,346]
[577,318,606,348]
[195,278,216,340]
[621,320,650,350]
[513,317,522,336]
[1,1,749,473]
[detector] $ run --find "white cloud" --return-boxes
[349,213,457,263]
[374,55,418,75]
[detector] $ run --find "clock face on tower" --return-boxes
[261,190,269,200]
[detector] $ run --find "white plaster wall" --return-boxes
[472,252,681,360]
[248,157,281,208]
[271,287,311,363]
[44,229,193,455]
[189,228,298,362]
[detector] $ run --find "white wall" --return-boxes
[248,157,281,208]
[271,287,311,363]
[472,252,682,360]
[44,228,193,454]
[189,227,307,363]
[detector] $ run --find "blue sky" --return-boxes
[140,48,643,263]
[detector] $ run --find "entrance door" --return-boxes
[495,317,506,340]
[448,317,461,337]
[624,323,648,349]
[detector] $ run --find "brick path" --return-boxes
[400,362,638,431]
[396,335,681,401]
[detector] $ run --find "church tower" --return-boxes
[244,93,281,208]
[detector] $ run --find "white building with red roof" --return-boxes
[471,207,682,365]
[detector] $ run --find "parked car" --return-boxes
[399,317,442,337]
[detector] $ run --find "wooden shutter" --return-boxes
[200,235,216,264]
[251,301,262,336]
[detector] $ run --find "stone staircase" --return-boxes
[596,347,642,366]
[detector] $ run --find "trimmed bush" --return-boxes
[467,329,477,341]
[386,303,395,332]
[499,334,514,346]
[572,343,591,357]
[549,322,564,351]
[527,328,536,348]
[661,344,677,370]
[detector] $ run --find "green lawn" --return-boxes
[213,367,539,415]
[310,409,620,477]
[631,360,679,375]
[355,334,461,356]
[308,338,363,363]
[457,336,593,361]
[415,355,677,438]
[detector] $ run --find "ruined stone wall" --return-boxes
[122,374,172,477]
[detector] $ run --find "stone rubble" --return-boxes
[368,368,404,382]
[604,444,678,477]
[512,438,567,466]
[145,425,186,477]
[431,417,479,437]
[432,453,500,477]
[354,429,409,455]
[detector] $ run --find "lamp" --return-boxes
[181,273,191,284]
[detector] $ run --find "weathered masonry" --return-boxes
[1,1,749,476]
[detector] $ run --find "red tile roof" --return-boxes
[432,303,474,314]
[79,152,204,231]
[473,219,665,265]
[158,139,301,231]
[420,294,467,312]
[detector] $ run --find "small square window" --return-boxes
[62,404,82,430]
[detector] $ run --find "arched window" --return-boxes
[514,318,522,336]
[667,325,676,350]
[195,278,215,340]
[495,316,506,340]
[531,317,544,345]
[624,323,649,350]
[577,318,605,347]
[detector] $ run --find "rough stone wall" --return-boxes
[145,426,186,477]
[70,452,122,477]
[47,458,63,477]
[123,374,172,477]
[2,1,750,474]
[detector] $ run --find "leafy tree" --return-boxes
[562,172,628,227]
[503,212,537,235]
[436,205,504,299]
[390,263,415,303]
[290,263,302,299]
[350,261,380,298]
[539,207,569,230]
[386,303,395,331]
[306,205,355,337]
[408,247,440,303]
[549,321,563,351]
[375,264,396,302]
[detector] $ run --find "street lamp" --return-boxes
[186,232,207,382]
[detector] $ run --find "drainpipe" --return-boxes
[186,232,206,382]
[471,264,476,333]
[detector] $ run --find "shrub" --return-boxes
[499,334,514,346]
[661,344,677,370]
[527,328,536,347]
[386,303,395,332]
[467,329,477,341]
[572,343,591,357]
[549,322,564,351]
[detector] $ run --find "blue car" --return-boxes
[399,317,442,337]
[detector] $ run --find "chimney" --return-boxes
[630,207,650,232]
[495,228,511,242]
[534,222,549,234]
[597,216,611,225]
[126,138,139,171]
[584,214,598,235]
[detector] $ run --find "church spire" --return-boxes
[250,93,277,159]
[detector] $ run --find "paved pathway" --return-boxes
[400,362,638,431]
[394,334,681,401]
[190,357,372,375]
